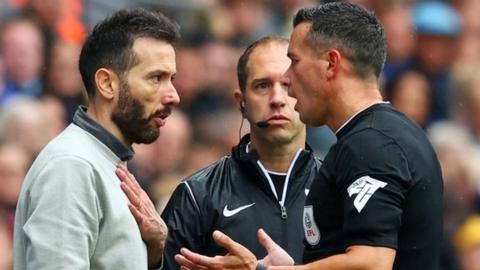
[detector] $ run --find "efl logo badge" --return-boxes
[303,205,320,245]
[347,176,387,213]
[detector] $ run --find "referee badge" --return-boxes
[303,205,320,245]
[347,176,387,213]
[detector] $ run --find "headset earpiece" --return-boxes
[240,100,246,118]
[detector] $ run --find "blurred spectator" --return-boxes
[45,40,85,122]
[150,110,192,175]
[0,213,12,270]
[0,16,44,103]
[274,0,317,36]
[214,0,277,46]
[184,142,224,175]
[379,2,416,86]
[454,0,480,66]
[83,0,131,31]
[427,122,480,234]
[174,46,208,108]
[130,109,193,187]
[386,71,431,128]
[453,0,480,65]
[0,143,30,242]
[0,58,5,96]
[39,95,67,136]
[412,1,461,123]
[455,215,480,270]
[453,64,480,145]
[184,42,239,115]
[193,108,247,155]
[0,96,51,157]
[26,0,84,45]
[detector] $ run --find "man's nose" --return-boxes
[270,82,288,108]
[163,83,180,106]
[280,74,293,98]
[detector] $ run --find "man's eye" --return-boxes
[152,75,162,82]
[256,82,271,89]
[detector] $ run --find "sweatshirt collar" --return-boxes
[72,106,134,161]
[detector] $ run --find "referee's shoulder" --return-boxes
[182,155,233,185]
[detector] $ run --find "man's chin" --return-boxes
[262,130,296,144]
[128,128,160,144]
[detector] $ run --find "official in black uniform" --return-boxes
[160,36,321,269]
[117,36,321,270]
[174,2,443,270]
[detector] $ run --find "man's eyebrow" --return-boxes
[250,77,271,85]
[146,69,170,77]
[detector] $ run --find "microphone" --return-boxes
[256,121,270,128]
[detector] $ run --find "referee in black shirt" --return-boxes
[175,2,443,270]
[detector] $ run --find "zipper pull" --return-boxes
[281,205,288,219]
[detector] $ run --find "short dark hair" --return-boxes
[237,36,289,92]
[293,2,386,79]
[79,8,180,99]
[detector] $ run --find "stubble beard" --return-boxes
[111,81,160,145]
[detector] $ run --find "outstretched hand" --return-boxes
[175,229,294,270]
[116,165,167,267]
[175,230,257,270]
[256,229,294,267]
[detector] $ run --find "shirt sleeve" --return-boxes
[21,156,101,269]
[160,181,206,270]
[336,130,411,250]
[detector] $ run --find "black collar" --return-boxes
[233,134,314,157]
[336,103,392,139]
[72,106,134,161]
[232,134,316,179]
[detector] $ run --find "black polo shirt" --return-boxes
[303,103,443,269]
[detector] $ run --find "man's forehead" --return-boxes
[290,23,311,45]
[131,37,176,70]
[132,37,174,56]
[288,23,315,58]
[247,45,289,81]
[249,43,288,66]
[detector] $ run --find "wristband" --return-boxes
[256,261,268,270]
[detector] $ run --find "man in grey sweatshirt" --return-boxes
[14,8,180,269]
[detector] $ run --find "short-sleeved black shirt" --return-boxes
[303,103,443,269]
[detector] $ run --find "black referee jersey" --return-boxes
[302,103,443,269]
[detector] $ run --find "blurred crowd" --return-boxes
[0,0,480,269]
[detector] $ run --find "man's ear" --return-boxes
[94,68,120,100]
[233,89,246,118]
[233,89,243,104]
[325,49,341,80]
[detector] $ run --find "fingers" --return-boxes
[116,166,138,195]
[117,165,154,210]
[175,254,195,269]
[213,230,253,257]
[177,248,215,269]
[116,165,141,193]
[212,231,240,253]
[127,168,143,191]
[257,229,277,253]
[176,255,208,270]
[120,180,141,206]
[117,169,145,222]
[129,203,144,225]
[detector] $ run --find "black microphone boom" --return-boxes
[256,121,270,128]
